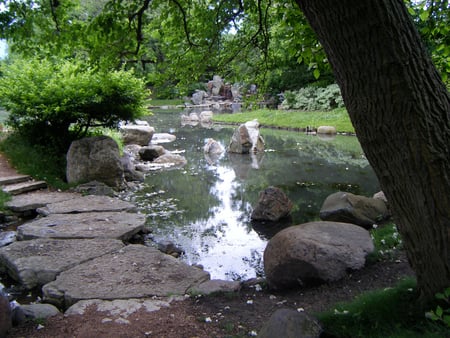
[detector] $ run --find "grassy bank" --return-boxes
[212,107,355,133]
[317,277,447,337]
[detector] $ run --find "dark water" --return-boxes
[133,110,379,281]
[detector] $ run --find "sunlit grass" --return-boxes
[212,108,355,133]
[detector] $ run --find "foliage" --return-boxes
[281,84,345,111]
[426,287,450,327]
[0,189,11,213]
[406,0,450,85]
[212,107,354,133]
[0,57,148,151]
[368,223,403,262]
[318,278,448,338]
[0,133,70,190]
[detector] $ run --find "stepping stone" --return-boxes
[0,175,31,185]
[2,180,47,195]
[42,244,210,309]
[6,191,81,213]
[17,212,146,241]
[37,195,136,216]
[0,238,125,289]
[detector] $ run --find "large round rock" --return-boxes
[264,221,374,289]
[66,136,124,188]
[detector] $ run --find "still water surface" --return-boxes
[133,110,379,281]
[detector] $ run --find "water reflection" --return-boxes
[134,110,379,281]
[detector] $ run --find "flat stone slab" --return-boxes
[65,297,176,318]
[3,180,47,195]
[0,238,124,289]
[6,191,81,213]
[0,175,31,185]
[42,244,210,309]
[17,212,146,241]
[37,195,136,216]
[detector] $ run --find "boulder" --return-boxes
[19,303,60,320]
[319,192,390,229]
[139,145,166,161]
[258,308,322,338]
[152,133,177,144]
[66,136,124,188]
[153,153,187,167]
[0,231,16,248]
[120,124,155,146]
[203,138,224,155]
[74,181,117,197]
[0,238,125,288]
[251,186,293,222]
[199,110,214,123]
[264,221,374,289]
[42,244,210,309]
[192,90,207,105]
[317,126,337,134]
[0,291,11,337]
[228,120,265,154]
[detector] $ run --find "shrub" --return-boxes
[282,84,345,111]
[0,57,149,152]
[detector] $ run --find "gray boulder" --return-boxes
[66,136,124,188]
[228,120,265,154]
[258,308,322,338]
[19,303,60,320]
[317,126,337,135]
[203,138,224,155]
[139,145,166,161]
[199,110,214,123]
[192,91,207,105]
[319,191,390,229]
[251,186,293,221]
[153,153,187,167]
[264,221,374,289]
[0,231,16,248]
[120,124,155,146]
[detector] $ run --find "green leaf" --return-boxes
[313,68,320,79]
[419,11,429,21]
[436,306,444,317]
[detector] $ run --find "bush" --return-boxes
[0,57,149,151]
[282,84,344,111]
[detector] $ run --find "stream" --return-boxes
[131,109,380,281]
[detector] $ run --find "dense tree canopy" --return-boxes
[1,0,447,96]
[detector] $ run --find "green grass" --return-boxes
[0,133,71,190]
[317,278,448,338]
[212,107,355,133]
[0,190,11,212]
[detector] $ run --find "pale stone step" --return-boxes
[2,180,47,195]
[0,175,31,185]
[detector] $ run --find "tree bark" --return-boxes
[295,0,450,305]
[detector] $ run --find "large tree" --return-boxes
[295,0,450,306]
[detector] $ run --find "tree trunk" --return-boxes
[295,0,450,306]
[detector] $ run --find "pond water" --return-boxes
[133,110,380,281]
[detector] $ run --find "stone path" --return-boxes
[0,171,216,317]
